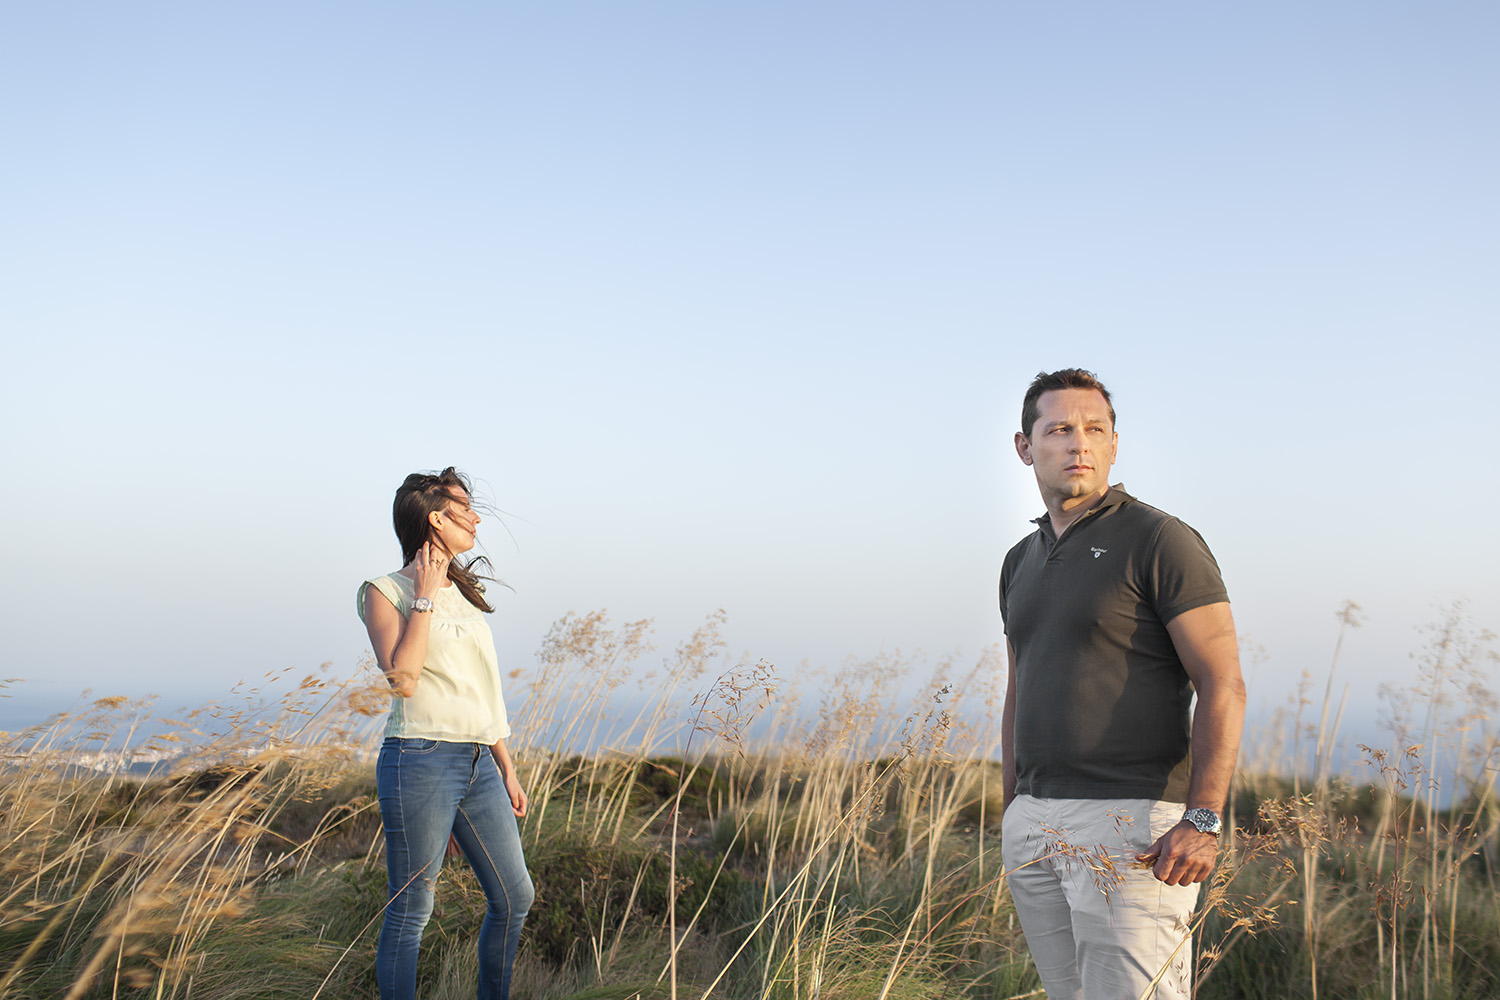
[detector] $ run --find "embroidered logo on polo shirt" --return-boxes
[1091,547,1107,559]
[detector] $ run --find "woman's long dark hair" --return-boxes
[392,467,496,613]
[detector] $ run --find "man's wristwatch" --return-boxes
[1182,807,1222,837]
[411,597,434,614]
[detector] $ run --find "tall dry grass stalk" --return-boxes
[1229,600,1500,1000]
[0,666,388,998]
[4,600,1498,1000]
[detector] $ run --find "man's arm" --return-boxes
[1173,602,1246,813]
[1139,601,1246,886]
[1002,639,1018,808]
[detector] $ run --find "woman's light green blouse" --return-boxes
[356,572,512,744]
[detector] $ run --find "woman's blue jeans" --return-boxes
[376,737,534,1000]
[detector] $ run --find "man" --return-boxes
[999,368,1246,1000]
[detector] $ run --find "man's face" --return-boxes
[1014,388,1118,505]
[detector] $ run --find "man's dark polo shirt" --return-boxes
[998,485,1228,802]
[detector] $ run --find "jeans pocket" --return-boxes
[399,738,441,755]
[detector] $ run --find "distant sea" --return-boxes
[2,680,1479,808]
[0,682,264,741]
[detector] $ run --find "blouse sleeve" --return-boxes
[356,576,408,622]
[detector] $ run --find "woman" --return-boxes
[357,467,534,1000]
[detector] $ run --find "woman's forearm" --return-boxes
[490,739,515,777]
[381,546,448,698]
[384,611,434,697]
[491,738,528,816]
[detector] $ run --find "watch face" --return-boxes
[1185,808,1221,834]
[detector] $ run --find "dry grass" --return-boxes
[2,602,1497,999]
[0,666,387,998]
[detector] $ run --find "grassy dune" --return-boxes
[2,604,1497,999]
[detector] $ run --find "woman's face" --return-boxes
[431,486,481,555]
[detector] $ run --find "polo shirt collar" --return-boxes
[1031,483,1134,527]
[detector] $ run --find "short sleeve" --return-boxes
[997,533,1037,636]
[357,576,408,622]
[1146,518,1229,623]
[997,558,1014,634]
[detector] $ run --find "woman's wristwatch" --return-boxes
[411,597,434,613]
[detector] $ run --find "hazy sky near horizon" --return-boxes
[3,3,1497,738]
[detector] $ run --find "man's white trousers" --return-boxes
[1001,794,1202,1000]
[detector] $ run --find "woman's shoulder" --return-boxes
[356,571,414,622]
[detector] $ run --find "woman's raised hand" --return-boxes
[413,541,450,598]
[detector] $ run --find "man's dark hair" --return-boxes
[1020,368,1116,438]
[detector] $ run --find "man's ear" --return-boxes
[1014,431,1034,467]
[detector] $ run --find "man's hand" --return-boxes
[1136,820,1218,886]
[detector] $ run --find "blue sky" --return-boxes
[3,3,1497,744]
